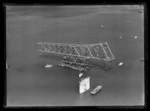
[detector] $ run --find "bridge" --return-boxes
[36,42,115,62]
[36,42,115,94]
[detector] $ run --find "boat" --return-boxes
[45,64,53,68]
[90,85,102,95]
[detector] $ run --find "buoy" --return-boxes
[134,36,138,39]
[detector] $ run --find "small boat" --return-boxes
[118,62,124,66]
[139,58,144,62]
[90,85,102,95]
[45,64,53,68]
[79,73,83,77]
[140,59,144,62]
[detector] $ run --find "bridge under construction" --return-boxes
[36,42,115,72]
[36,42,114,59]
[36,42,115,94]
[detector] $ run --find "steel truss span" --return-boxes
[36,42,115,61]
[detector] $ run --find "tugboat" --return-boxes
[90,85,102,95]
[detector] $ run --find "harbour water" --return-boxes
[6,6,144,106]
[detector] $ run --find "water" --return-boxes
[6,6,144,106]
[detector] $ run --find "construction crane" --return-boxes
[36,42,115,72]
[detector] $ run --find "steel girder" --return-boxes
[36,42,115,61]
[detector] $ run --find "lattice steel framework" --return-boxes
[36,42,115,61]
